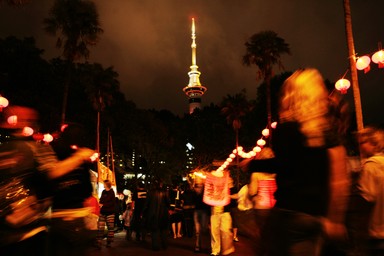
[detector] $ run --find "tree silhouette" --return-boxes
[44,0,103,124]
[243,30,290,131]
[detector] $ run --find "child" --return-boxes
[122,202,133,240]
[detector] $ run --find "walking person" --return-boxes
[169,184,183,239]
[204,170,235,256]
[97,180,116,248]
[131,182,147,242]
[193,182,210,253]
[48,122,98,256]
[351,127,384,255]
[143,181,170,251]
[249,69,351,256]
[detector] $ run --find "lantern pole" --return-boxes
[343,0,364,131]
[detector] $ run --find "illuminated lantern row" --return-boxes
[356,49,384,72]
[335,47,384,94]
[215,123,277,173]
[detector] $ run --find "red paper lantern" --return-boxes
[335,78,351,94]
[372,50,384,68]
[356,56,371,73]
[0,96,9,110]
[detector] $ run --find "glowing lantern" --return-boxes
[257,139,266,147]
[43,133,53,143]
[71,145,79,150]
[22,126,34,136]
[0,96,9,110]
[226,158,233,163]
[60,124,68,132]
[372,50,384,68]
[7,115,18,126]
[335,78,351,94]
[271,122,277,129]
[356,56,371,73]
[229,153,236,159]
[262,128,270,137]
[253,146,262,153]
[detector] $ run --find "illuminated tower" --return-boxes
[183,18,207,114]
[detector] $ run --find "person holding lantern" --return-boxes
[248,68,351,256]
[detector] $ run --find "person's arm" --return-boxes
[323,145,350,239]
[32,142,95,179]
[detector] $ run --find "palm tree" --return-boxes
[242,31,290,129]
[77,63,120,153]
[221,89,253,189]
[343,0,363,131]
[44,0,103,124]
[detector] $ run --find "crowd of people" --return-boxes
[1,68,383,256]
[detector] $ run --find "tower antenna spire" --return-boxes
[183,18,207,114]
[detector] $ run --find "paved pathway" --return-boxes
[86,231,255,256]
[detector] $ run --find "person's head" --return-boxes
[357,127,384,158]
[278,68,331,147]
[103,180,112,190]
[51,122,87,160]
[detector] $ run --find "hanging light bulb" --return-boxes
[335,78,351,94]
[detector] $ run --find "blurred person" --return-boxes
[114,192,125,232]
[97,179,116,248]
[48,122,97,256]
[131,182,147,242]
[0,106,95,256]
[83,192,100,244]
[228,180,240,242]
[143,181,170,251]
[204,170,235,256]
[249,69,350,256]
[193,182,210,253]
[169,183,183,239]
[180,183,196,238]
[353,127,384,255]
[122,201,134,240]
[245,147,277,254]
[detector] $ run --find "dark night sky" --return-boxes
[0,0,383,125]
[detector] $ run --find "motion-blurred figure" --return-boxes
[354,127,384,255]
[49,122,97,256]
[0,106,95,256]
[249,69,350,256]
[193,182,210,253]
[143,181,170,251]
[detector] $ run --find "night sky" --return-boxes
[0,0,383,125]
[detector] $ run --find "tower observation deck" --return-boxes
[183,18,207,114]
